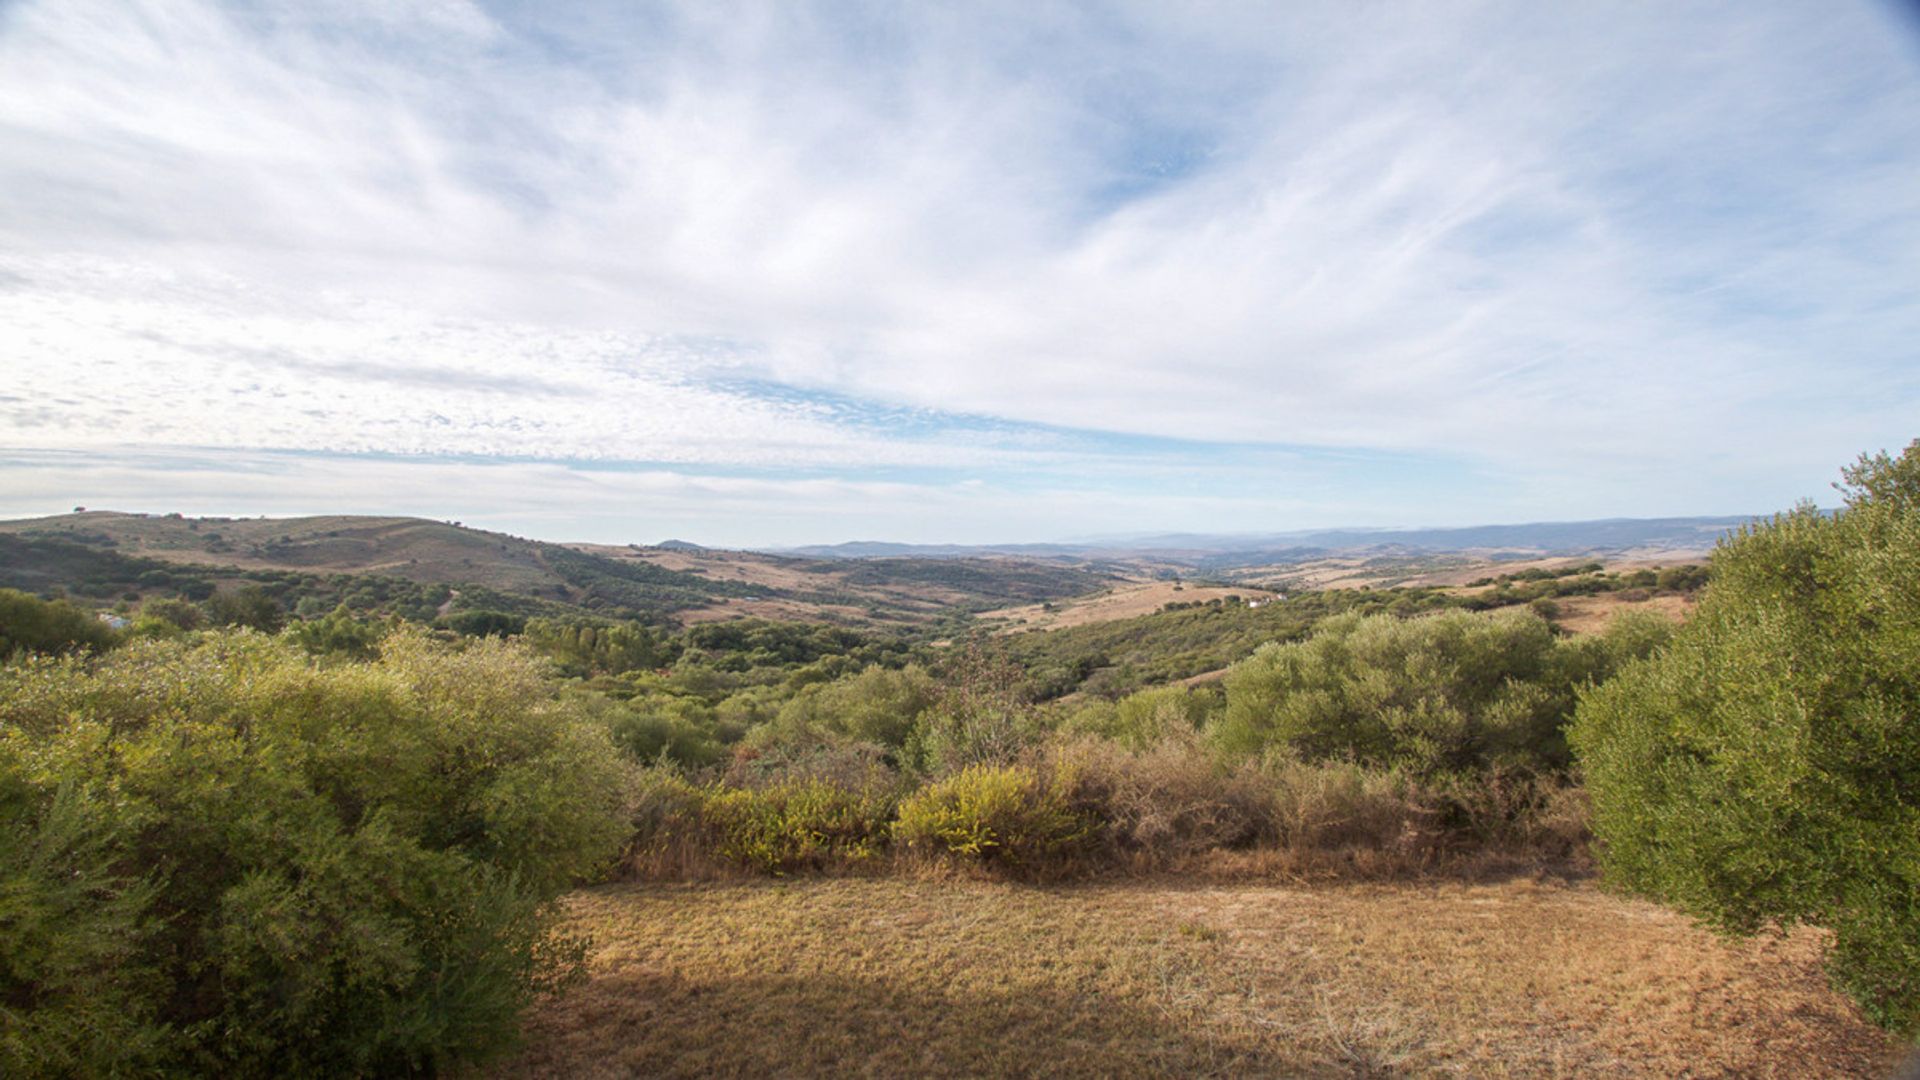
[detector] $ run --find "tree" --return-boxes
[1570,440,1920,1034]
[205,584,284,633]
[1215,608,1667,776]
[0,589,117,658]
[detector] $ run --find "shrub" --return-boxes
[0,781,165,1075]
[1060,685,1218,751]
[1571,442,1920,1034]
[204,584,284,633]
[701,778,895,874]
[621,770,720,878]
[894,763,1099,871]
[0,629,632,1073]
[283,603,383,660]
[1263,756,1431,853]
[771,664,937,749]
[593,692,727,768]
[0,588,117,659]
[620,769,895,877]
[141,596,205,631]
[1216,608,1666,776]
[1053,735,1268,858]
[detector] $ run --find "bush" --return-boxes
[1054,735,1269,858]
[620,769,895,878]
[0,588,117,659]
[440,608,526,638]
[1571,442,1920,1034]
[1263,756,1431,853]
[894,763,1098,872]
[1060,685,1218,751]
[0,629,632,1074]
[204,584,284,633]
[701,778,895,874]
[594,692,727,768]
[1216,609,1666,776]
[283,603,383,660]
[770,664,937,749]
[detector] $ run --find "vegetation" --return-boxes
[0,588,118,658]
[894,763,1099,871]
[5,460,1913,1066]
[0,631,631,1074]
[1572,442,1920,1035]
[1214,608,1671,775]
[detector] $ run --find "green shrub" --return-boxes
[1216,609,1666,775]
[893,763,1098,870]
[0,780,166,1075]
[701,778,895,874]
[204,583,285,633]
[771,663,937,749]
[283,602,384,660]
[1060,685,1218,751]
[593,691,727,768]
[0,629,632,1074]
[1570,442,1920,1034]
[0,588,117,659]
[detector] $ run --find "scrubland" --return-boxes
[5,443,1918,1076]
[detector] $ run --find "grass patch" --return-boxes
[488,877,1901,1078]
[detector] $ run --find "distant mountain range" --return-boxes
[772,515,1764,567]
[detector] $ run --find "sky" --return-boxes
[1,0,1917,547]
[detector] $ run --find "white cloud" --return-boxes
[0,0,1914,537]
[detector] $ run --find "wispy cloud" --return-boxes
[1,0,1915,541]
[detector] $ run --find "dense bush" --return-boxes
[622,768,897,877]
[767,663,938,750]
[1215,609,1669,775]
[0,630,632,1074]
[0,588,117,658]
[204,583,285,632]
[1571,443,1920,1034]
[1054,735,1269,857]
[702,778,896,873]
[283,602,385,659]
[1059,685,1219,751]
[590,691,729,768]
[893,763,1099,871]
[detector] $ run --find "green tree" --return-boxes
[0,589,117,659]
[1216,608,1663,775]
[205,584,284,633]
[284,603,384,660]
[1570,441,1920,1034]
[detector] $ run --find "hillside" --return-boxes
[0,512,1117,627]
[776,515,1755,566]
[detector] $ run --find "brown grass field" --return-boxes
[981,579,1277,633]
[1550,592,1695,635]
[489,877,1901,1078]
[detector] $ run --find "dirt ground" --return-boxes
[490,876,1903,1078]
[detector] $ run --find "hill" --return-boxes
[777,515,1757,566]
[0,512,1118,627]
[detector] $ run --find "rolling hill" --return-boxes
[0,511,1120,627]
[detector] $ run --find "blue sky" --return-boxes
[1,0,1917,546]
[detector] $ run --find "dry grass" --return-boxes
[982,580,1277,633]
[490,877,1901,1078]
[1550,592,1694,635]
